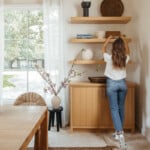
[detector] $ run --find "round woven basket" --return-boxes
[100,0,124,16]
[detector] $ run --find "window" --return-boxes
[3,8,45,104]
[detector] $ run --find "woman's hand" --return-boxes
[108,35,113,40]
[101,35,113,53]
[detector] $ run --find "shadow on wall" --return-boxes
[127,38,148,132]
[128,40,142,130]
[127,40,142,73]
[137,40,148,133]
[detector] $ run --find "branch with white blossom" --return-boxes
[35,58,83,96]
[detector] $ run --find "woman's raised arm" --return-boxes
[102,35,112,53]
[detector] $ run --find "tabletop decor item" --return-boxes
[105,31,121,38]
[88,76,106,83]
[76,34,94,39]
[100,0,124,16]
[81,48,93,60]
[35,61,82,108]
[81,0,91,17]
[96,30,105,39]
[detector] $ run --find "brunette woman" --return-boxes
[102,35,130,149]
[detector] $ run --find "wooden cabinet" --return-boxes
[69,82,135,132]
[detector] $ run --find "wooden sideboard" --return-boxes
[69,81,135,132]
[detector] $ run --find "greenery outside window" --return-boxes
[3,8,44,104]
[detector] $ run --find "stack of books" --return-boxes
[76,34,94,39]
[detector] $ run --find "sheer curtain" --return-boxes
[43,0,68,126]
[0,0,4,106]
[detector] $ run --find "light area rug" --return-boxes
[48,128,107,148]
[28,128,111,149]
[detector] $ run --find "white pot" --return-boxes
[96,31,105,39]
[81,49,93,60]
[51,95,61,109]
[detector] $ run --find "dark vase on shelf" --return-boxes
[81,1,91,17]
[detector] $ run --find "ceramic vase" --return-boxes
[81,48,93,60]
[81,1,91,17]
[51,95,61,109]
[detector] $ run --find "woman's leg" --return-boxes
[118,80,127,126]
[107,79,127,149]
[106,78,123,132]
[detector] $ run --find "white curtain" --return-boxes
[0,0,4,106]
[43,0,68,126]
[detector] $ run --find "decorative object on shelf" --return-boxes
[51,95,61,109]
[76,34,94,39]
[81,48,93,60]
[96,31,105,39]
[81,0,91,17]
[88,76,106,83]
[100,0,124,16]
[35,61,82,108]
[105,31,121,38]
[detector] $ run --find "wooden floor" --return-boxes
[28,148,112,150]
[28,128,150,150]
[55,147,112,150]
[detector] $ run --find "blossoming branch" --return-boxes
[35,61,82,96]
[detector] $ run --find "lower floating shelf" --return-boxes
[69,59,105,65]
[69,59,133,65]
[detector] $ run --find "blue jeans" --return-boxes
[106,78,127,132]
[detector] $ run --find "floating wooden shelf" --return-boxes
[70,16,132,24]
[69,16,132,65]
[70,38,132,43]
[69,59,132,65]
[69,59,105,65]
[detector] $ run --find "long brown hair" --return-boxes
[112,38,126,69]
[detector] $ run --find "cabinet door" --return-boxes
[70,86,101,129]
[99,87,114,128]
[124,87,135,132]
[99,86,135,131]
[70,84,135,131]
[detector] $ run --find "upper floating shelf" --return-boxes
[70,16,132,24]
